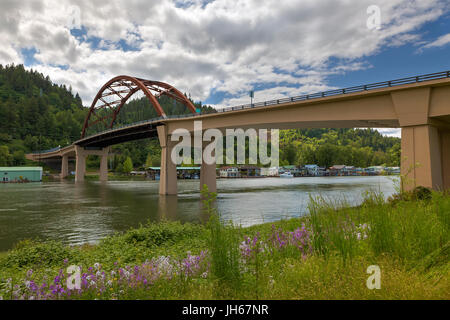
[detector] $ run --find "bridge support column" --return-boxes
[200,142,217,194]
[441,130,450,190]
[75,146,109,183]
[200,161,217,194]
[99,148,109,182]
[75,146,86,183]
[157,126,177,195]
[401,125,444,191]
[61,154,69,179]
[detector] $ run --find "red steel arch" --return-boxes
[81,75,197,138]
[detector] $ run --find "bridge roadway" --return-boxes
[26,71,450,194]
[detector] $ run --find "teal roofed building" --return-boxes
[0,167,43,182]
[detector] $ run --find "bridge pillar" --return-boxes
[200,161,217,194]
[75,146,86,183]
[61,154,69,179]
[392,88,450,191]
[157,126,177,195]
[200,142,217,194]
[74,145,109,182]
[99,148,109,182]
[441,130,450,190]
[400,125,444,191]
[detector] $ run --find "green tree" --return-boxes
[0,145,11,166]
[115,163,124,173]
[123,156,133,174]
[145,153,153,168]
[283,142,297,165]
[12,150,25,165]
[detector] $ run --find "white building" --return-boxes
[304,164,319,176]
[260,167,279,177]
[219,167,240,178]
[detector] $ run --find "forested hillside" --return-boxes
[279,128,400,168]
[0,64,86,166]
[0,64,400,170]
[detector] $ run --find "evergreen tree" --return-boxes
[123,156,133,174]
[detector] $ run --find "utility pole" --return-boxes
[249,90,254,106]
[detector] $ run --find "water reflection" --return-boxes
[0,176,397,250]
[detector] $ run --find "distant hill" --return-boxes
[279,128,400,168]
[0,64,400,169]
[0,64,86,166]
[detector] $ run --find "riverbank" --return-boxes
[0,189,448,300]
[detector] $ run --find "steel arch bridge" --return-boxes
[81,75,197,138]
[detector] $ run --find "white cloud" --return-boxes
[0,0,447,109]
[420,33,450,49]
[375,128,401,138]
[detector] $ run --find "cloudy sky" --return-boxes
[1,0,450,137]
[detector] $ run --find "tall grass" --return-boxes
[306,190,450,266]
[360,191,448,263]
[201,185,242,294]
[307,195,360,265]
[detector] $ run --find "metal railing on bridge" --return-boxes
[31,146,61,154]
[216,70,450,112]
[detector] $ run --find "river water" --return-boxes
[0,176,397,251]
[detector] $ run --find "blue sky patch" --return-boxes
[20,47,39,66]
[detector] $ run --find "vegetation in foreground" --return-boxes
[0,187,448,300]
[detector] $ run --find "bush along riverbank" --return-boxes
[0,186,449,300]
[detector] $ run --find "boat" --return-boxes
[280,171,294,178]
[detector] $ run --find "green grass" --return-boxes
[0,189,448,300]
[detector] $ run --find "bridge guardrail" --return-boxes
[31,146,61,154]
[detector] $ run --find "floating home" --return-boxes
[0,167,43,182]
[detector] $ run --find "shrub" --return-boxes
[1,240,74,269]
[123,221,203,247]
[412,186,432,201]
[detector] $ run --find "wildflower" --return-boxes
[94,263,101,270]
